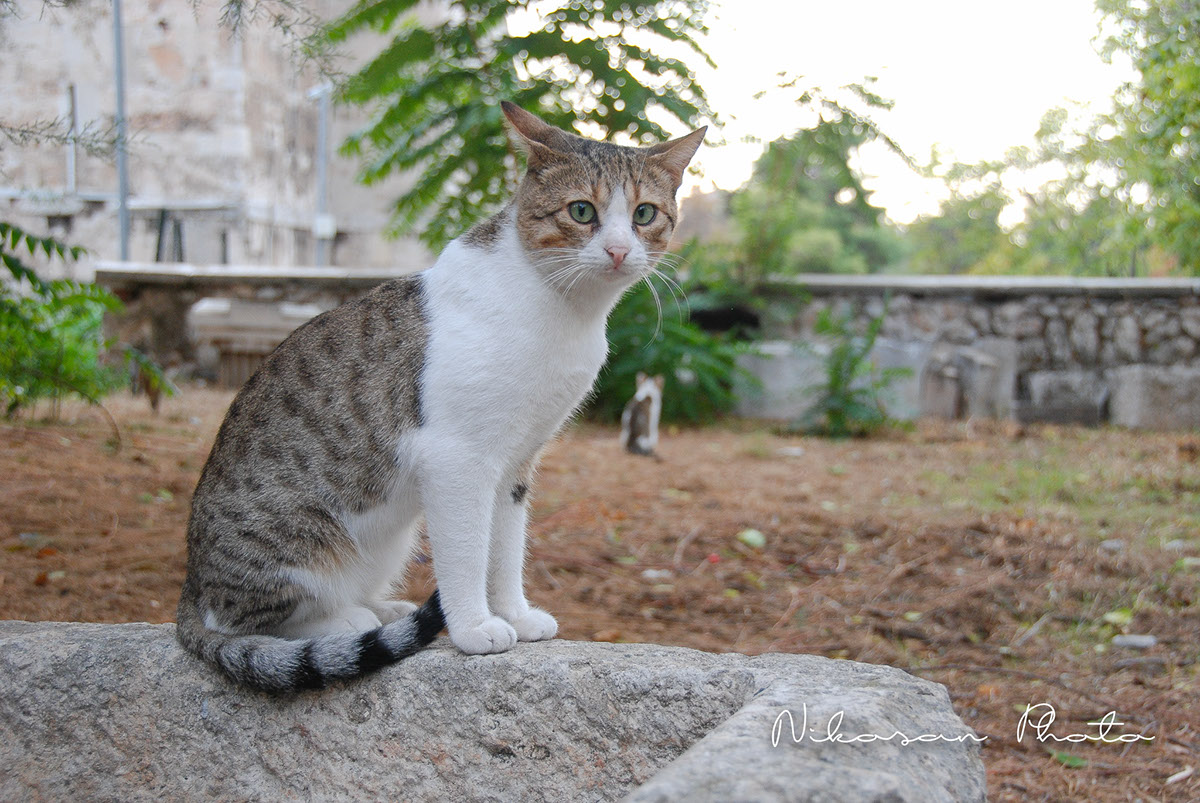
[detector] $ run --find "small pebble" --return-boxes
[1112,634,1157,649]
[776,446,806,458]
[18,533,50,549]
[1163,539,1189,551]
[640,569,674,582]
[1099,539,1125,552]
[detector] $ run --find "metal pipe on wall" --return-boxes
[112,0,130,260]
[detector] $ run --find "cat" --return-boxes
[620,372,664,456]
[175,101,705,692]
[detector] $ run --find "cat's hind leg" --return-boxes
[366,599,419,623]
[275,605,382,638]
[360,519,423,624]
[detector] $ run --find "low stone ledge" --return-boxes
[0,621,985,802]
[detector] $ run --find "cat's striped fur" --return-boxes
[177,279,443,691]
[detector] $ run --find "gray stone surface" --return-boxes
[1022,370,1110,425]
[868,337,932,420]
[918,339,1016,420]
[1181,307,1200,340]
[735,341,825,421]
[0,621,985,802]
[1110,365,1200,430]
[961,338,1018,418]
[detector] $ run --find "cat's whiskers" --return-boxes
[544,263,592,296]
[641,274,666,342]
[645,250,691,320]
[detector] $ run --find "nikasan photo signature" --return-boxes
[771,702,1154,748]
[770,704,984,748]
[1016,703,1155,745]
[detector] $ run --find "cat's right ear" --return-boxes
[502,102,564,171]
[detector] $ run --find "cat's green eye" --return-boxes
[568,201,597,224]
[633,203,657,226]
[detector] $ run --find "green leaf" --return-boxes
[1102,609,1133,627]
[1051,752,1088,769]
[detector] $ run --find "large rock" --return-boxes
[0,621,985,802]
[1110,365,1200,430]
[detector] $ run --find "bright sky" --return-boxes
[686,0,1135,223]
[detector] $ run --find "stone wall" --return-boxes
[95,262,412,374]
[743,275,1200,430]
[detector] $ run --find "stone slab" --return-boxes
[1110,365,1200,430]
[0,622,985,802]
[1021,370,1110,425]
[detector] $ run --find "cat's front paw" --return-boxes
[450,616,518,655]
[509,608,558,642]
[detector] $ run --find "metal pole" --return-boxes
[112,0,130,260]
[308,82,333,267]
[66,84,78,195]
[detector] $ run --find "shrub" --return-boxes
[0,222,123,416]
[796,302,910,438]
[589,278,752,425]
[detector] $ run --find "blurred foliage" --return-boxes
[324,0,714,250]
[0,223,123,416]
[907,0,1200,277]
[718,82,907,288]
[904,186,1018,275]
[796,303,910,439]
[587,278,751,425]
[1097,0,1200,271]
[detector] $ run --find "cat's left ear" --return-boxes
[646,127,707,187]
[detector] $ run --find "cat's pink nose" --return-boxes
[606,246,629,269]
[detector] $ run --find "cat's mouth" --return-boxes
[602,261,645,281]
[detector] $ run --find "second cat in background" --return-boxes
[620,372,664,457]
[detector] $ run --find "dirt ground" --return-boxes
[2,387,1197,801]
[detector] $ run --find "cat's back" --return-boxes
[191,275,430,520]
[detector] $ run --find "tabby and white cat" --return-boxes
[620,372,664,456]
[176,102,705,691]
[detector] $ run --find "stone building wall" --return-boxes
[745,275,1200,430]
[0,0,436,278]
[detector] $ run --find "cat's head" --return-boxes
[502,102,705,301]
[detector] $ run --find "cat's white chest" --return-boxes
[417,238,611,462]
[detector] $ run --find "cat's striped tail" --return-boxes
[175,591,444,693]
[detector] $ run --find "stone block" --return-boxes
[1110,365,1200,430]
[1181,307,1200,340]
[962,337,1018,418]
[1113,315,1142,361]
[993,301,1044,338]
[918,339,1016,420]
[1045,318,1071,365]
[1069,311,1100,364]
[0,622,986,802]
[868,337,932,420]
[735,341,825,421]
[1021,370,1109,425]
[1147,336,1196,365]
